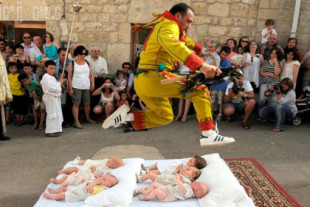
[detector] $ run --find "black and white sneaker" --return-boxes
[102,104,131,129]
[200,131,235,147]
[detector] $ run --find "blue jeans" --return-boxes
[259,105,294,131]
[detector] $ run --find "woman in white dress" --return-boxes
[280,48,300,88]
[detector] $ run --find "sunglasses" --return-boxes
[79,52,88,56]
[251,56,253,62]
[23,36,31,39]
[241,40,248,43]
[123,66,130,69]
[0,43,5,45]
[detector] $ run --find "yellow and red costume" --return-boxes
[132,11,214,131]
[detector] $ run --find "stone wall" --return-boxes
[1,0,310,73]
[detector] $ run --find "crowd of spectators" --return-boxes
[1,17,310,140]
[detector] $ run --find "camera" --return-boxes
[107,83,111,87]
[232,82,244,94]
[274,84,282,91]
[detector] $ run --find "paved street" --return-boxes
[0,115,309,207]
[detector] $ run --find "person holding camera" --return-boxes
[259,78,297,132]
[92,77,120,119]
[223,69,256,129]
[259,48,283,109]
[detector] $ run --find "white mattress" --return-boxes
[34,154,255,207]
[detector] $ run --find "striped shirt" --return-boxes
[261,60,280,85]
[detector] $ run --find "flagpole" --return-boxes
[60,0,82,80]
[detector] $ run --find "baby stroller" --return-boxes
[292,96,310,126]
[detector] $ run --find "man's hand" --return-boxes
[68,88,74,96]
[199,63,221,79]
[238,91,246,98]
[198,49,206,58]
[90,85,95,92]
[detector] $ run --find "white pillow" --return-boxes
[84,158,144,207]
[197,153,249,207]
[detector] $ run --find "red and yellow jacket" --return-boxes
[135,11,204,72]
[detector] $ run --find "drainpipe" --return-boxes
[290,0,301,38]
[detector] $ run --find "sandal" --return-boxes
[73,123,84,129]
[241,122,250,129]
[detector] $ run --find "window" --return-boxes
[0,21,46,46]
[130,24,152,70]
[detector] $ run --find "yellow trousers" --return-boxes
[132,70,214,131]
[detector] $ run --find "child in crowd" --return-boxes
[136,174,208,202]
[116,91,129,108]
[7,62,27,126]
[40,60,63,137]
[52,156,124,184]
[174,64,191,123]
[23,63,39,81]
[209,46,231,121]
[115,70,127,92]
[18,74,45,130]
[43,174,118,202]
[296,86,310,102]
[261,19,277,44]
[42,32,59,60]
[23,63,39,125]
[130,94,148,111]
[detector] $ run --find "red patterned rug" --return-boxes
[225,158,302,207]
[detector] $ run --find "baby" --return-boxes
[138,166,201,184]
[43,174,118,202]
[142,155,206,176]
[50,156,123,186]
[136,174,208,202]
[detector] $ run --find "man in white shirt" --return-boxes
[85,46,108,80]
[29,36,44,62]
[29,36,45,76]
[223,69,256,129]
[85,46,109,109]
[203,40,220,67]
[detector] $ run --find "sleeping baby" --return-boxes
[135,174,208,202]
[50,156,123,186]
[43,174,118,202]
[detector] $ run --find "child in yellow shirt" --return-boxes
[7,62,27,126]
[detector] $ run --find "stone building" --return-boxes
[0,0,309,73]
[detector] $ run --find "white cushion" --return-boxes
[197,153,249,207]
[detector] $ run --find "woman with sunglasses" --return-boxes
[237,36,249,55]
[67,45,96,129]
[241,40,263,93]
